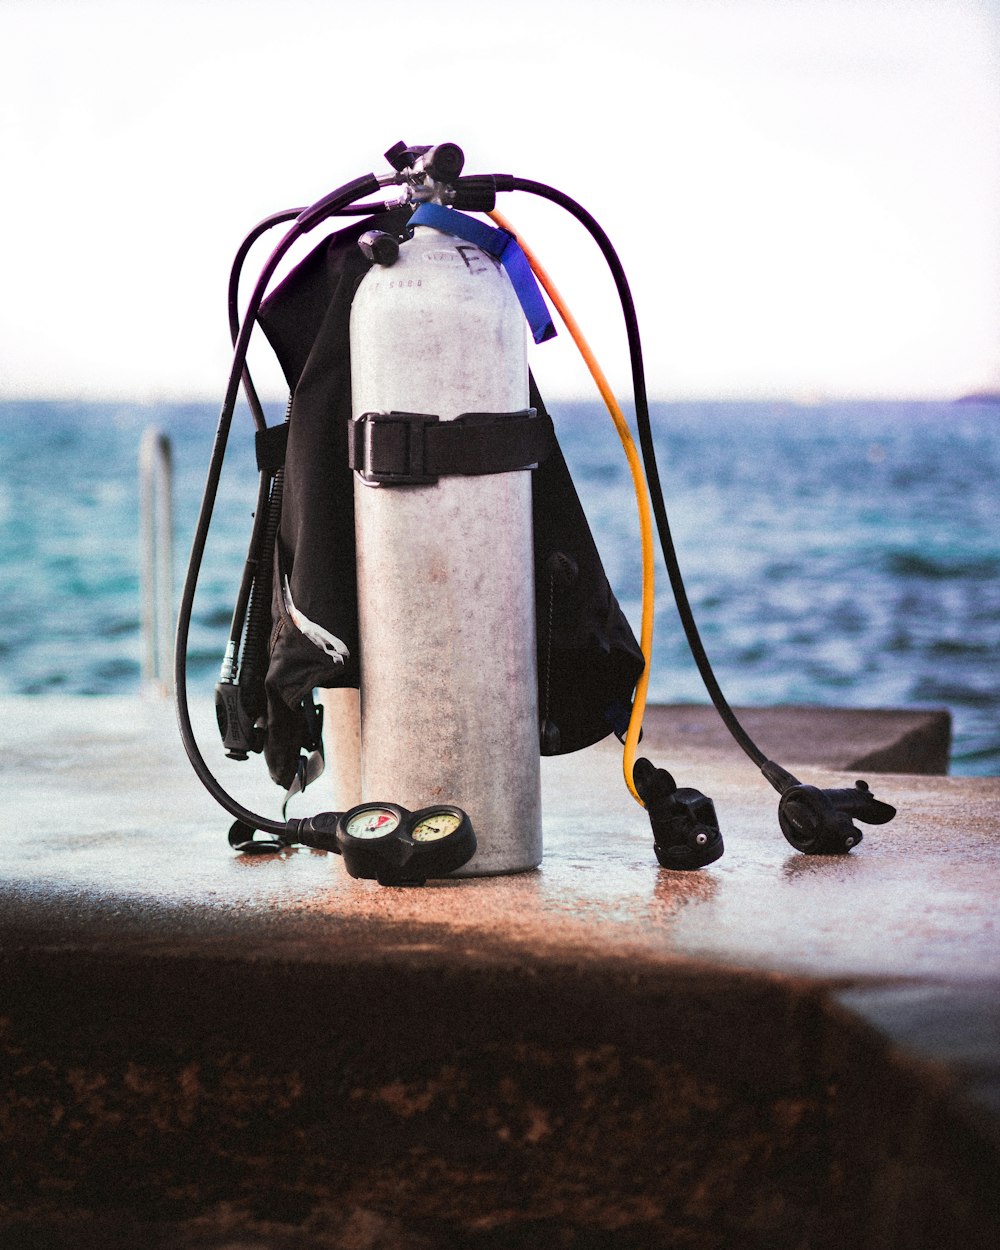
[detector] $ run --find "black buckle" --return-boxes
[349,411,440,485]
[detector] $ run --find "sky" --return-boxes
[1,0,998,403]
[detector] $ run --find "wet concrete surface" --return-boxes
[0,696,997,1248]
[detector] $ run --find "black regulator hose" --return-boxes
[505,178,900,860]
[174,171,385,838]
[227,208,300,431]
[507,175,898,855]
[509,176,770,772]
[226,200,405,429]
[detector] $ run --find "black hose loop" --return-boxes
[174,172,380,836]
[509,176,768,771]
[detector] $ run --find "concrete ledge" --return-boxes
[2,950,997,1250]
[0,697,996,1248]
[640,704,953,774]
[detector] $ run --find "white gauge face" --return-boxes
[345,806,400,839]
[411,810,462,842]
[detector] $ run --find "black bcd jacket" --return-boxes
[254,212,644,788]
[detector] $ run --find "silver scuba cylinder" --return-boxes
[344,222,543,875]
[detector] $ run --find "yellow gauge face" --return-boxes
[411,811,462,842]
[345,806,400,839]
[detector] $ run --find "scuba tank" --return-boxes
[175,139,898,881]
[347,221,542,875]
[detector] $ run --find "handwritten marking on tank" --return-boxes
[455,244,488,275]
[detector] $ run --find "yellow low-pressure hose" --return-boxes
[488,209,653,806]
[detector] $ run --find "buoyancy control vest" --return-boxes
[253,211,645,790]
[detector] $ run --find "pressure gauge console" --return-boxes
[335,802,476,885]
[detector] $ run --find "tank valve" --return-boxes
[359,229,400,267]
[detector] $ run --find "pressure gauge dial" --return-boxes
[406,805,476,877]
[411,809,464,841]
[343,803,404,840]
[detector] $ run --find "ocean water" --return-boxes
[1,398,997,775]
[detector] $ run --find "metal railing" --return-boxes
[139,427,175,695]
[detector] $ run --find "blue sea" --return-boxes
[1,398,998,775]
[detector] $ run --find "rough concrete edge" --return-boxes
[826,980,1000,1152]
[639,702,954,776]
[2,940,998,1242]
[5,921,998,1151]
[845,710,953,775]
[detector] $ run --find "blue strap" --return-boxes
[408,203,557,345]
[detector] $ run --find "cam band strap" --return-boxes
[407,202,557,345]
[349,408,554,485]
